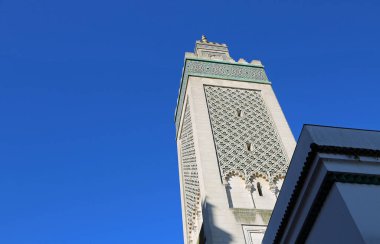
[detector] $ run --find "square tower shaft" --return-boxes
[175,37,296,244]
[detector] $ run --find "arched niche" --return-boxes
[225,175,254,209]
[251,176,277,209]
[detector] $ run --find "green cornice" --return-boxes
[175,57,271,135]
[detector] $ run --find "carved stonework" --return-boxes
[180,100,201,243]
[204,85,288,186]
[186,60,268,81]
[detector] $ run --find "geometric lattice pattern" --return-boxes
[180,100,201,243]
[204,86,289,187]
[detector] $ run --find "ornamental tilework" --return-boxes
[180,100,201,242]
[204,86,288,186]
[185,60,268,82]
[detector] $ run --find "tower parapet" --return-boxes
[194,35,232,61]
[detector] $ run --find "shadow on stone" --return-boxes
[203,202,233,243]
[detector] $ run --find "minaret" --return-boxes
[175,36,296,244]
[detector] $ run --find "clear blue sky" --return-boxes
[1,0,380,243]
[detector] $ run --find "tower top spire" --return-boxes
[194,35,231,61]
[201,34,208,43]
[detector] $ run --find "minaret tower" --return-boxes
[175,36,296,244]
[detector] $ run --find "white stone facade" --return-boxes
[176,37,296,244]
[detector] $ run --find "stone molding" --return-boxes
[232,208,272,225]
[242,225,267,244]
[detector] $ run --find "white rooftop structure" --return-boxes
[264,125,380,244]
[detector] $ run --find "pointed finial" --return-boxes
[201,35,208,43]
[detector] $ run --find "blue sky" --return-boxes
[1,0,380,243]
